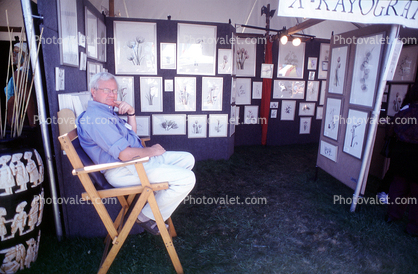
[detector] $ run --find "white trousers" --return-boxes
[104,151,195,221]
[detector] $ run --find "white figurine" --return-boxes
[10,153,29,193]
[0,155,15,196]
[24,151,39,188]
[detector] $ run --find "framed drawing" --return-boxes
[299,117,312,134]
[343,109,369,159]
[299,102,316,116]
[87,61,97,86]
[209,114,228,137]
[271,109,278,118]
[307,57,318,70]
[316,106,323,120]
[175,77,196,112]
[261,64,274,79]
[140,77,163,112]
[328,46,348,94]
[218,49,232,74]
[387,84,409,116]
[393,45,418,82]
[164,79,174,92]
[235,78,252,105]
[236,37,256,77]
[114,21,157,75]
[229,106,237,136]
[273,80,305,99]
[202,77,223,111]
[320,140,338,162]
[177,23,217,75]
[306,81,320,102]
[277,42,305,79]
[244,105,259,124]
[188,115,207,138]
[308,71,315,80]
[114,76,134,113]
[85,8,98,59]
[160,43,176,70]
[323,98,342,140]
[97,20,106,62]
[319,81,327,105]
[152,114,186,135]
[252,82,263,99]
[318,43,330,79]
[57,0,78,67]
[280,100,296,121]
[270,102,278,108]
[136,116,150,137]
[230,78,236,104]
[349,33,384,107]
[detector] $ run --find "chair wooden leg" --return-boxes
[167,217,177,238]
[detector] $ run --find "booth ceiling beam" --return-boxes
[286,19,324,35]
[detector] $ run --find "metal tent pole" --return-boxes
[21,0,63,240]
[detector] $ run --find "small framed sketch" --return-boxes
[261,64,274,79]
[252,81,263,99]
[152,114,186,135]
[175,77,196,111]
[230,78,236,104]
[308,71,315,80]
[87,61,97,86]
[160,43,176,69]
[164,79,174,92]
[229,105,237,136]
[277,42,305,79]
[328,45,348,94]
[208,114,228,137]
[244,105,259,124]
[299,117,312,134]
[343,109,368,159]
[135,116,150,137]
[316,106,323,120]
[188,115,207,138]
[57,0,78,67]
[318,43,330,79]
[140,77,163,112]
[299,102,316,116]
[323,98,342,140]
[307,57,318,70]
[281,100,296,121]
[319,81,327,105]
[271,109,278,118]
[393,45,418,82]
[114,76,134,113]
[320,140,338,162]
[235,78,252,105]
[236,37,256,77]
[273,80,305,99]
[218,49,232,74]
[306,81,320,102]
[202,77,223,111]
[387,84,409,116]
[270,102,279,108]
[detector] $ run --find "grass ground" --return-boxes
[21,143,418,274]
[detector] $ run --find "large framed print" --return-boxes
[323,98,342,140]
[114,21,157,75]
[318,44,330,79]
[273,80,305,99]
[114,76,134,113]
[349,33,384,107]
[387,84,409,117]
[277,42,305,79]
[280,100,296,121]
[85,8,98,59]
[177,23,217,75]
[393,45,418,82]
[152,114,186,135]
[57,0,78,67]
[236,37,256,77]
[218,49,232,74]
[202,77,223,111]
[328,46,348,94]
[140,77,163,112]
[208,114,228,137]
[97,19,107,62]
[160,43,176,70]
[175,77,196,112]
[188,115,207,138]
[343,109,369,159]
[235,78,252,105]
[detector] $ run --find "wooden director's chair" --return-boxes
[58,128,183,274]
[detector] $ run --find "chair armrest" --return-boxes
[81,182,169,200]
[72,156,150,175]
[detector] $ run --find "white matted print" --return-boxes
[273,80,305,99]
[329,45,348,94]
[318,43,330,79]
[97,20,106,62]
[261,64,274,79]
[271,109,278,118]
[307,57,317,70]
[136,116,150,137]
[343,109,368,159]
[175,77,196,111]
[387,84,409,116]
[160,43,176,70]
[188,115,207,138]
[393,45,418,82]
[299,102,316,116]
[218,49,232,74]
[319,81,327,105]
[114,76,134,113]
[230,78,236,104]
[316,106,323,120]
[306,81,320,102]
[235,78,252,105]
[164,79,173,92]
[208,114,228,137]
[323,98,342,140]
[236,37,256,77]
[202,77,223,111]
[277,42,305,79]
[320,140,338,162]
[85,8,98,59]
[57,0,79,67]
[281,100,296,121]
[152,114,186,135]
[270,102,279,108]
[229,105,237,136]
[349,33,384,107]
[244,105,259,124]
[299,117,312,134]
[252,82,263,99]
[140,77,163,112]
[114,21,157,75]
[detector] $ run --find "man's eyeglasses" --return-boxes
[95,88,119,94]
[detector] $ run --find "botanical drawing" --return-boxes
[209,114,228,137]
[175,77,196,111]
[323,98,341,140]
[236,47,249,70]
[359,47,374,93]
[202,77,222,111]
[152,114,186,135]
[278,42,305,78]
[280,100,296,121]
[349,122,362,148]
[140,77,162,112]
[127,36,146,65]
[343,109,368,159]
[320,140,338,162]
[160,120,178,131]
[244,106,259,124]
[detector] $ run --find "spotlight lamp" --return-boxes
[280,35,288,45]
[292,37,301,46]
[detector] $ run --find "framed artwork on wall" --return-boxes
[320,140,338,162]
[140,77,163,112]
[177,23,217,75]
[229,105,237,136]
[299,117,312,134]
[244,105,259,124]
[236,37,256,77]
[261,64,274,79]
[252,82,263,99]
[323,98,342,141]
[114,21,157,75]
[319,81,327,105]
[271,109,278,118]
[235,78,252,105]
[175,77,196,112]
[343,109,369,159]
[114,76,134,113]
[280,100,296,121]
[349,33,384,107]
[318,43,330,79]
[201,77,223,111]
[393,45,418,82]
[208,114,228,137]
[230,78,236,104]
[160,43,176,70]
[387,84,409,116]
[307,57,318,70]
[316,106,323,120]
[277,42,305,79]
[328,45,348,94]
[299,102,316,116]
[135,116,150,137]
[97,19,106,62]
[273,80,305,99]
[57,0,78,67]
[85,8,98,59]
[306,81,320,102]
[164,79,173,92]
[188,115,207,138]
[218,49,232,74]
[152,114,186,135]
